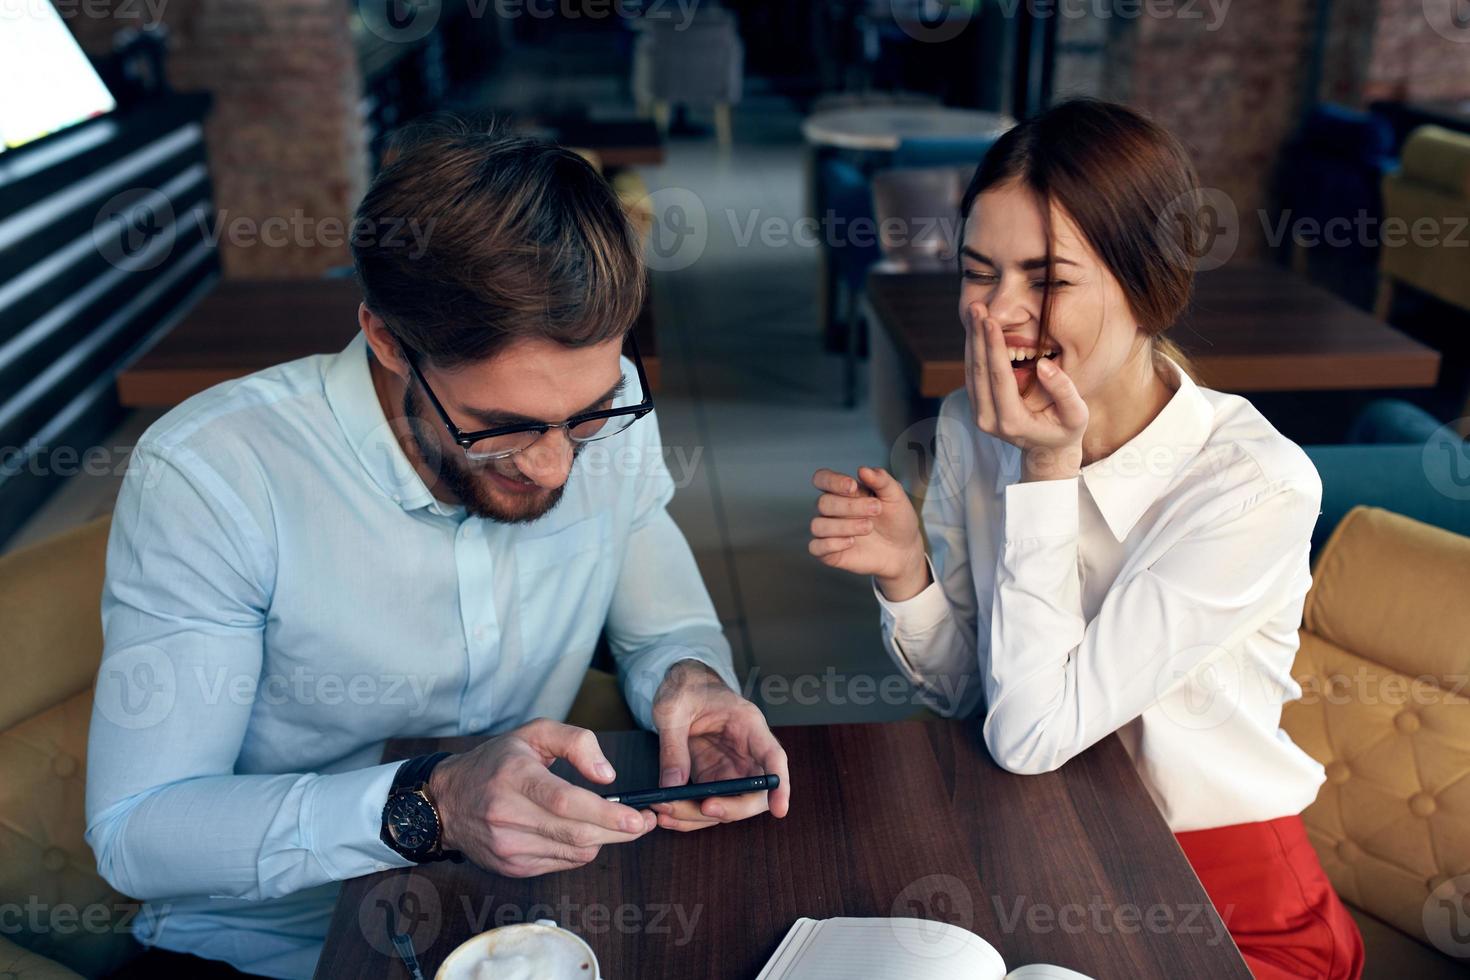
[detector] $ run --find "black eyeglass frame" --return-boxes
[403,335,655,459]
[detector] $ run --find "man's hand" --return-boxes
[427,718,656,878]
[650,660,791,832]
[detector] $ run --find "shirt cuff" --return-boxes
[285,761,413,885]
[620,638,740,731]
[1004,477,1079,542]
[873,555,950,638]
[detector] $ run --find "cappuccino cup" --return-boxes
[435,919,600,980]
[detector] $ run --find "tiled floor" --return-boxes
[7,91,923,726]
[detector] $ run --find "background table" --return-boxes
[315,721,1250,979]
[865,261,1442,396]
[117,278,661,408]
[802,106,1014,151]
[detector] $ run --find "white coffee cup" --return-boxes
[434,919,600,980]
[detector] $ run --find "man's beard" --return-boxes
[403,385,568,524]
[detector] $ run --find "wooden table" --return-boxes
[865,262,1442,397]
[802,106,1014,152]
[314,722,1249,979]
[117,278,661,408]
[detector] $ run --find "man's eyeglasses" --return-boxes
[403,336,655,461]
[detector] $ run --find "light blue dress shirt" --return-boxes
[84,334,737,978]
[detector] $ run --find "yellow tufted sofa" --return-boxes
[0,515,636,979]
[1283,505,1470,976]
[0,516,136,979]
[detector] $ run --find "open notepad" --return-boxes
[754,917,1096,980]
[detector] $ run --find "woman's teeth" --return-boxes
[1007,347,1059,364]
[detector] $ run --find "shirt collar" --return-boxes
[993,355,1214,542]
[323,333,460,516]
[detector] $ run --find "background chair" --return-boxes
[631,6,743,146]
[1283,506,1470,977]
[1275,104,1398,306]
[0,516,136,979]
[1303,399,1470,556]
[1376,125,1470,322]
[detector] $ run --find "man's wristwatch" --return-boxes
[380,752,462,863]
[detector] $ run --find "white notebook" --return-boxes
[754,917,1096,980]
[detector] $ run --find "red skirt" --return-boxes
[1175,815,1364,980]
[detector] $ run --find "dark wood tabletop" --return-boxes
[314,721,1249,979]
[116,278,660,408]
[866,262,1441,397]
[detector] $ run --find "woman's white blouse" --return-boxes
[877,357,1327,832]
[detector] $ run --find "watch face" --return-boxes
[386,793,439,854]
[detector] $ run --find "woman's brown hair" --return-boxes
[959,98,1201,385]
[352,115,645,369]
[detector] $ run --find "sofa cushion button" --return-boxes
[42,847,67,873]
[1326,761,1351,784]
[52,753,78,778]
[1411,793,1437,817]
[1337,840,1362,862]
[1394,711,1421,734]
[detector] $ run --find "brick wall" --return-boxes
[68,0,369,280]
[1362,0,1470,102]
[1122,0,1318,260]
[1322,0,1470,104]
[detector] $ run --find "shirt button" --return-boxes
[474,626,487,641]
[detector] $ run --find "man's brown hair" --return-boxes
[352,116,646,368]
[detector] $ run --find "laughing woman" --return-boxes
[809,99,1363,980]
